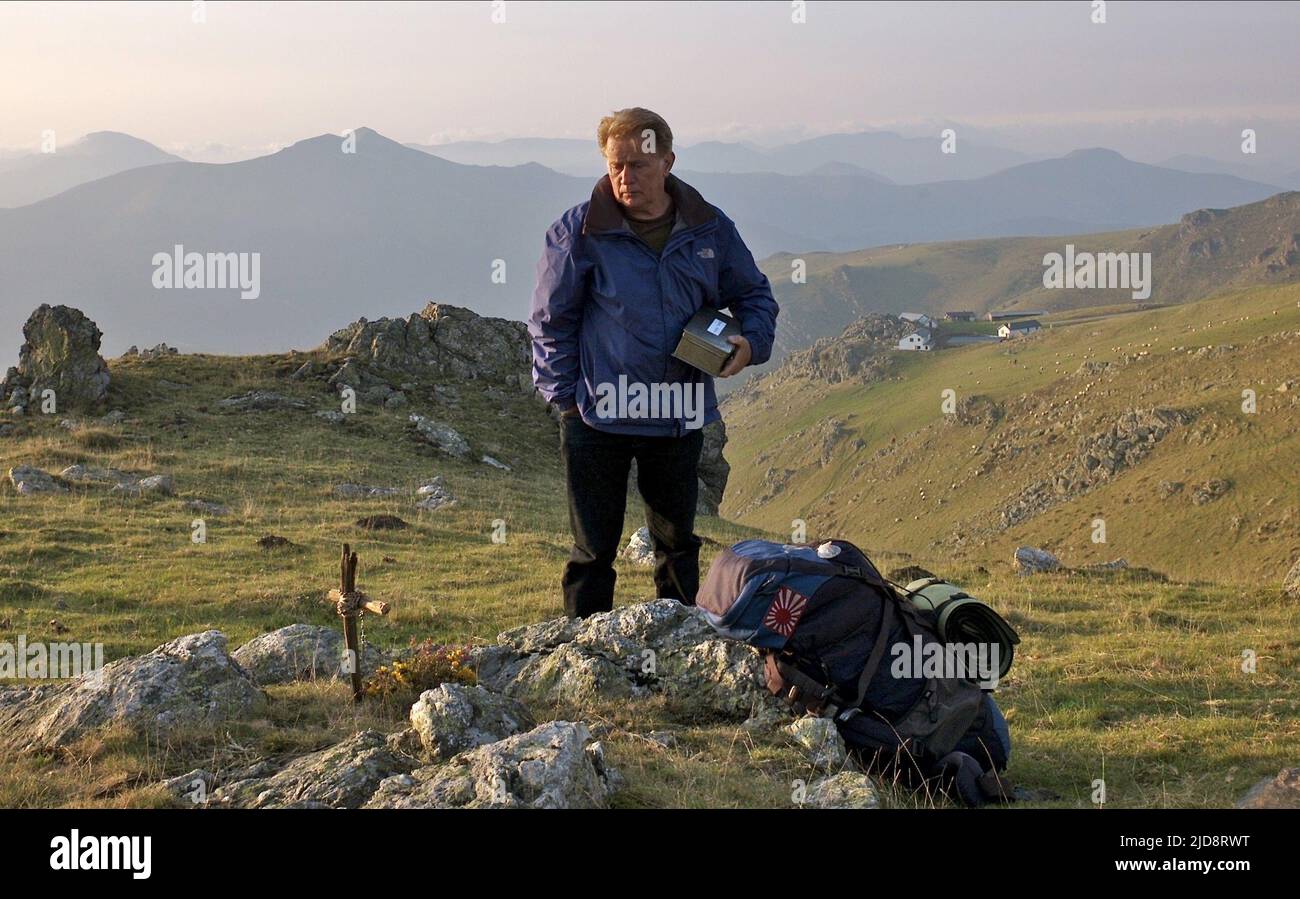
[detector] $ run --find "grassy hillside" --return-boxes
[722,281,1300,584]
[735,191,1300,389]
[1,301,1296,808]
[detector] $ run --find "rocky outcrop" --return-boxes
[0,305,110,412]
[363,721,617,809]
[999,408,1194,529]
[232,623,385,686]
[766,314,909,386]
[323,303,531,392]
[470,599,778,722]
[0,631,266,750]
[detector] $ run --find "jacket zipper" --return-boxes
[607,223,717,439]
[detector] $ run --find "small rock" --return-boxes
[622,526,655,566]
[414,476,456,511]
[802,772,881,809]
[785,716,850,772]
[481,454,512,471]
[408,683,534,760]
[315,410,346,425]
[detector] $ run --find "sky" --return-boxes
[2,0,1299,161]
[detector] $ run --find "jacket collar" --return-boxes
[582,172,717,237]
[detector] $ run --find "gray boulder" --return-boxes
[8,465,66,494]
[1014,546,1061,575]
[232,623,384,686]
[210,730,416,809]
[363,721,617,809]
[408,683,533,760]
[1,305,110,411]
[0,630,266,750]
[408,414,470,458]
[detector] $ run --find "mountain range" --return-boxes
[0,127,1288,360]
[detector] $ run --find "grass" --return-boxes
[1,310,1297,808]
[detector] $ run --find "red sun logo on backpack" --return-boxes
[763,586,807,638]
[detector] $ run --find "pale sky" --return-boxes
[2,0,1299,159]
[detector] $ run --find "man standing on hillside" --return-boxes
[529,107,779,619]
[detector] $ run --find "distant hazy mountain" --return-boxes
[0,128,579,358]
[1158,153,1298,188]
[0,129,1284,361]
[678,148,1283,256]
[411,129,1033,183]
[407,137,603,177]
[0,131,182,208]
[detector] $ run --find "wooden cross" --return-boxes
[328,543,390,702]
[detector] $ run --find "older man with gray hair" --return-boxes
[529,107,779,619]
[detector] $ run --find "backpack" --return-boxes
[697,538,1018,802]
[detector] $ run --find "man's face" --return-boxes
[604,134,675,217]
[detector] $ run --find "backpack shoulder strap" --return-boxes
[841,599,897,716]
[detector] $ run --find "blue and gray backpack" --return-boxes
[697,538,1020,805]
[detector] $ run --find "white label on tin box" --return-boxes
[707,318,727,335]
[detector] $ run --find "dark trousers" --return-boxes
[559,414,704,618]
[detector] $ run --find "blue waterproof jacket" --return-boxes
[528,173,779,437]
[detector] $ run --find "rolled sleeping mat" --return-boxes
[901,578,1020,680]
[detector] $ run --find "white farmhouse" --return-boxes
[998,320,1042,339]
[897,330,934,351]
